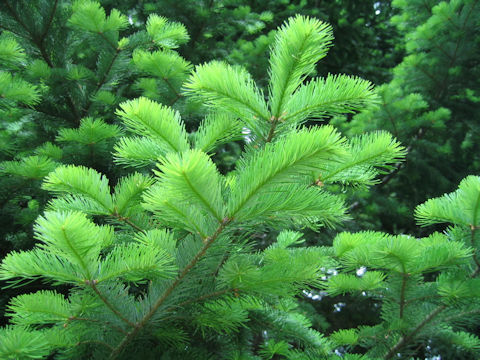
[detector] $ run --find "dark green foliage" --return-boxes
[335,0,480,235]
[0,0,197,329]
[0,0,191,253]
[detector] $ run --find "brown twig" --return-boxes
[113,212,146,234]
[265,116,279,143]
[163,77,183,106]
[108,217,231,359]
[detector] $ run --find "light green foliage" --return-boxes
[69,0,129,33]
[113,136,166,168]
[146,14,189,49]
[226,127,347,223]
[282,75,377,126]
[193,112,243,153]
[268,15,333,118]
[43,165,114,214]
[321,131,406,187]
[0,326,50,360]
[115,97,189,154]
[1,9,478,360]
[57,117,123,145]
[0,72,40,107]
[416,175,480,227]
[153,150,225,221]
[329,328,359,347]
[133,49,192,81]
[0,35,25,66]
[1,156,59,180]
[1,210,174,287]
[326,176,480,358]
[112,173,155,217]
[33,143,63,161]
[259,339,290,359]
[184,15,376,142]
[0,15,404,359]
[8,291,72,325]
[183,61,271,132]
[0,35,38,110]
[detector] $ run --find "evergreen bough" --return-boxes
[0,6,479,360]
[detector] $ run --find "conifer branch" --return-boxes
[435,0,478,101]
[108,217,232,359]
[378,0,480,192]
[442,309,480,323]
[162,200,209,239]
[271,33,310,118]
[61,228,91,279]
[283,89,375,124]
[187,0,215,51]
[28,105,65,120]
[373,0,476,189]
[0,24,23,37]
[160,289,234,322]
[378,128,424,188]
[384,304,446,359]
[403,294,440,306]
[470,227,480,270]
[89,281,136,328]
[4,1,31,38]
[174,288,232,310]
[180,170,223,221]
[472,266,480,278]
[122,218,146,234]
[382,98,398,137]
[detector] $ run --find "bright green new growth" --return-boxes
[1,10,477,360]
[56,118,123,145]
[268,15,333,119]
[68,0,129,33]
[146,14,190,49]
[415,175,480,228]
[184,14,376,143]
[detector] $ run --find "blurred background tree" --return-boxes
[335,0,480,237]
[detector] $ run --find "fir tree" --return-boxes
[0,14,405,359]
[1,3,479,360]
[334,0,480,235]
